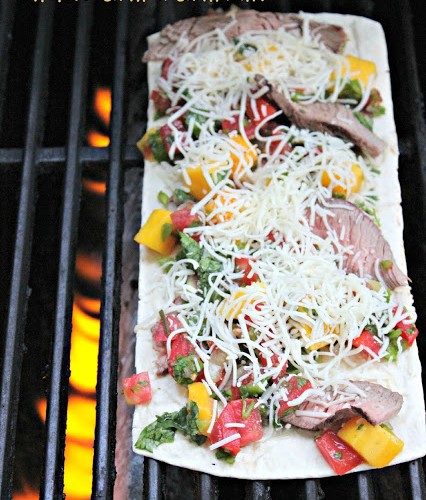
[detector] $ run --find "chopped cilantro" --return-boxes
[334,452,343,460]
[380,260,393,271]
[241,399,256,420]
[157,256,175,272]
[134,402,206,453]
[215,449,236,464]
[332,192,347,200]
[356,424,365,431]
[171,354,203,386]
[297,376,308,389]
[173,188,194,205]
[339,79,363,101]
[159,309,171,337]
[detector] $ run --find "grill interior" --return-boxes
[0,1,425,499]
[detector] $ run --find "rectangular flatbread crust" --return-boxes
[132,12,426,479]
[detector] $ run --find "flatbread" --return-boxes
[132,13,426,479]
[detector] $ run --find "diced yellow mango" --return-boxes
[229,134,258,177]
[337,417,404,468]
[205,193,238,224]
[188,382,214,435]
[220,282,266,321]
[134,209,176,256]
[182,164,222,201]
[136,128,156,161]
[331,55,377,87]
[344,55,377,87]
[321,163,364,197]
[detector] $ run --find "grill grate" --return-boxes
[0,1,425,499]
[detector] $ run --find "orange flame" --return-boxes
[87,130,110,147]
[82,178,107,195]
[75,252,102,283]
[93,87,111,127]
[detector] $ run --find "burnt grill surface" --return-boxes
[0,1,425,499]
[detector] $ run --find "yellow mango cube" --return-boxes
[321,163,364,197]
[344,55,377,87]
[188,382,214,435]
[229,134,258,177]
[221,283,266,321]
[134,209,176,256]
[182,164,222,201]
[337,417,404,468]
[205,193,238,224]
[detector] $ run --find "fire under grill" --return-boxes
[0,0,425,498]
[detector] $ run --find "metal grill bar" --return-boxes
[198,472,218,500]
[0,3,55,497]
[357,472,374,500]
[40,2,94,498]
[92,4,129,497]
[145,459,162,500]
[0,0,16,131]
[0,144,142,169]
[304,479,321,500]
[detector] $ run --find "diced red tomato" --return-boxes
[235,257,259,286]
[209,403,241,456]
[209,398,263,455]
[122,371,152,405]
[228,399,263,447]
[168,334,195,372]
[152,314,182,342]
[150,89,171,114]
[246,98,278,122]
[159,119,186,154]
[352,330,382,357]
[243,301,264,324]
[392,307,419,347]
[268,139,292,156]
[277,376,312,418]
[161,58,173,80]
[258,352,287,382]
[231,386,241,400]
[221,117,260,140]
[171,209,200,232]
[315,430,364,475]
[222,117,239,134]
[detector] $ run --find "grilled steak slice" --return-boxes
[282,381,403,431]
[309,198,408,289]
[143,11,347,62]
[255,75,386,157]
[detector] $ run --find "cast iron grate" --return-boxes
[0,0,425,499]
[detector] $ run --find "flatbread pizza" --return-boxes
[126,10,426,479]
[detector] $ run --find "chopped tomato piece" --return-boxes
[209,403,241,456]
[152,313,182,342]
[159,119,186,154]
[392,308,419,347]
[277,376,312,418]
[258,352,287,382]
[352,330,382,356]
[228,399,263,447]
[315,430,364,475]
[161,58,173,80]
[269,139,292,156]
[209,398,263,455]
[235,257,259,285]
[168,334,195,367]
[122,372,152,405]
[150,89,171,114]
[246,98,278,122]
[222,117,239,134]
[171,208,200,232]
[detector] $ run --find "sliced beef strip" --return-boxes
[309,198,407,290]
[255,75,386,157]
[143,11,347,62]
[282,380,403,431]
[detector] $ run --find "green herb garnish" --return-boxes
[215,449,236,464]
